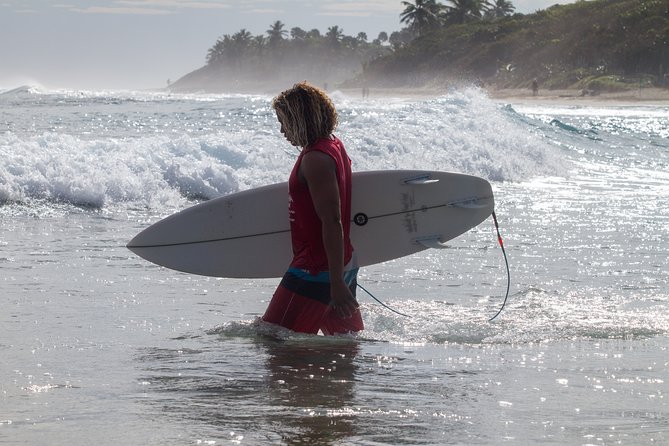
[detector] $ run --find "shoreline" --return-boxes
[487,87,669,106]
[337,86,669,106]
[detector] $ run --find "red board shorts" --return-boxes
[262,260,363,335]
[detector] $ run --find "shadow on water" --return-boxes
[134,335,361,445]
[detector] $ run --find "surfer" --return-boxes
[262,82,363,335]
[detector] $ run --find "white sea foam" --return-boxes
[0,87,566,211]
[0,131,289,209]
[342,89,567,181]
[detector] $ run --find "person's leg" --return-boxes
[262,283,328,335]
[264,266,364,335]
[320,308,364,335]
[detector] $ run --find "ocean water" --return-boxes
[1,86,667,445]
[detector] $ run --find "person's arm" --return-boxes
[300,150,358,318]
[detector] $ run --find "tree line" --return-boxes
[400,0,515,36]
[203,1,517,72]
[205,23,391,68]
[172,0,666,93]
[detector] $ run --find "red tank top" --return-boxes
[288,136,353,274]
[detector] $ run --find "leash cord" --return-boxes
[488,211,510,322]
[356,212,510,322]
[357,282,412,318]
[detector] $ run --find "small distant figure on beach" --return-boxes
[664,73,669,89]
[580,88,598,97]
[531,78,539,96]
[362,85,370,100]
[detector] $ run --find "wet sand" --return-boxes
[339,86,669,106]
[488,87,669,106]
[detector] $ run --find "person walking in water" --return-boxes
[262,82,363,335]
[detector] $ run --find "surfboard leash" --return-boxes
[358,211,510,321]
[488,211,511,322]
[356,282,412,318]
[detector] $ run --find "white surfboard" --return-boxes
[127,170,494,278]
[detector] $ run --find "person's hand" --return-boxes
[329,279,359,319]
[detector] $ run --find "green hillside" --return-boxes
[362,0,669,91]
[170,0,669,93]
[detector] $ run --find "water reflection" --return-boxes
[261,338,360,445]
[135,336,360,445]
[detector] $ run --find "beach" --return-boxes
[489,86,669,105]
[338,85,669,106]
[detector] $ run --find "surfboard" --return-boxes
[127,170,494,278]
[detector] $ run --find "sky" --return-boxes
[0,0,577,90]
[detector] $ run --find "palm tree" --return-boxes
[400,0,445,37]
[290,27,307,40]
[389,28,414,50]
[342,35,360,50]
[231,29,252,45]
[267,20,288,47]
[230,29,253,60]
[484,0,515,19]
[251,35,266,54]
[326,26,344,49]
[206,30,253,65]
[445,0,485,24]
[206,37,227,65]
[307,29,321,40]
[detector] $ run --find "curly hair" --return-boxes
[272,81,339,148]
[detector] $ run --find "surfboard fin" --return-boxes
[403,174,439,185]
[414,235,449,249]
[448,196,493,209]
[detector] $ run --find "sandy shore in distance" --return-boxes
[339,86,669,105]
[488,87,669,106]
